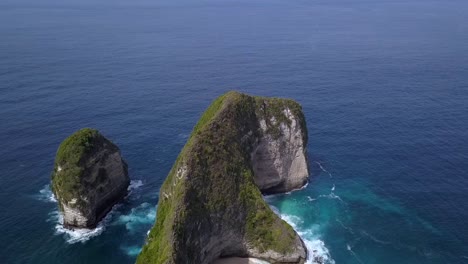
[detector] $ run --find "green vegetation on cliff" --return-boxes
[137,91,306,264]
[51,128,116,206]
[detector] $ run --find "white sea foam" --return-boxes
[114,202,156,233]
[52,206,117,244]
[55,221,106,244]
[280,213,335,264]
[37,185,57,203]
[41,185,121,244]
[121,245,143,256]
[284,181,309,195]
[115,203,156,256]
[307,196,316,202]
[318,193,345,203]
[268,204,280,215]
[128,179,144,191]
[40,179,153,245]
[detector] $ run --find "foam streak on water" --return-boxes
[315,161,332,178]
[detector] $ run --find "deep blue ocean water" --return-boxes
[1,0,468,263]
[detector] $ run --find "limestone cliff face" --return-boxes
[251,101,309,193]
[137,92,309,264]
[51,128,129,228]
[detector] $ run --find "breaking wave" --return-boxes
[37,185,57,203]
[113,202,156,233]
[49,206,117,244]
[39,179,148,244]
[280,214,335,264]
[128,179,144,192]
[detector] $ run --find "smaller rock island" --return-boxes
[51,128,129,229]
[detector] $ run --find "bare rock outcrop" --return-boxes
[252,102,309,193]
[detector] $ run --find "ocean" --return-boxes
[1,0,467,263]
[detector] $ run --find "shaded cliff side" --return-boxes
[137,91,309,264]
[51,128,130,228]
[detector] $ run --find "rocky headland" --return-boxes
[51,128,130,229]
[137,91,309,264]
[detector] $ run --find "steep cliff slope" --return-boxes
[137,92,309,264]
[51,128,130,228]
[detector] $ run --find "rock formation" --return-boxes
[251,96,309,193]
[51,128,130,229]
[137,91,309,264]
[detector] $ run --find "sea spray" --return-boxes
[39,185,109,244]
[266,197,336,264]
[37,185,57,203]
[113,202,156,233]
[128,180,144,192]
[51,205,116,244]
[38,180,149,244]
[280,213,335,264]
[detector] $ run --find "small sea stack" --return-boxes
[51,128,130,229]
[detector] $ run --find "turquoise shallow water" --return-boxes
[1,0,468,263]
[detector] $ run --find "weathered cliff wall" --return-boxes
[51,128,130,228]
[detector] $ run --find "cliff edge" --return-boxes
[51,128,130,228]
[137,91,309,264]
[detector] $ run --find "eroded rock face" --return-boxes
[51,128,129,228]
[137,92,309,264]
[252,106,309,194]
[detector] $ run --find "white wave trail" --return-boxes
[314,161,332,178]
[346,243,364,264]
[336,218,355,234]
[318,193,345,203]
[360,230,391,245]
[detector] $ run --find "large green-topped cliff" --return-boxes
[137,91,309,264]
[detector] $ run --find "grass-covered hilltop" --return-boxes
[51,128,129,228]
[137,91,309,264]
